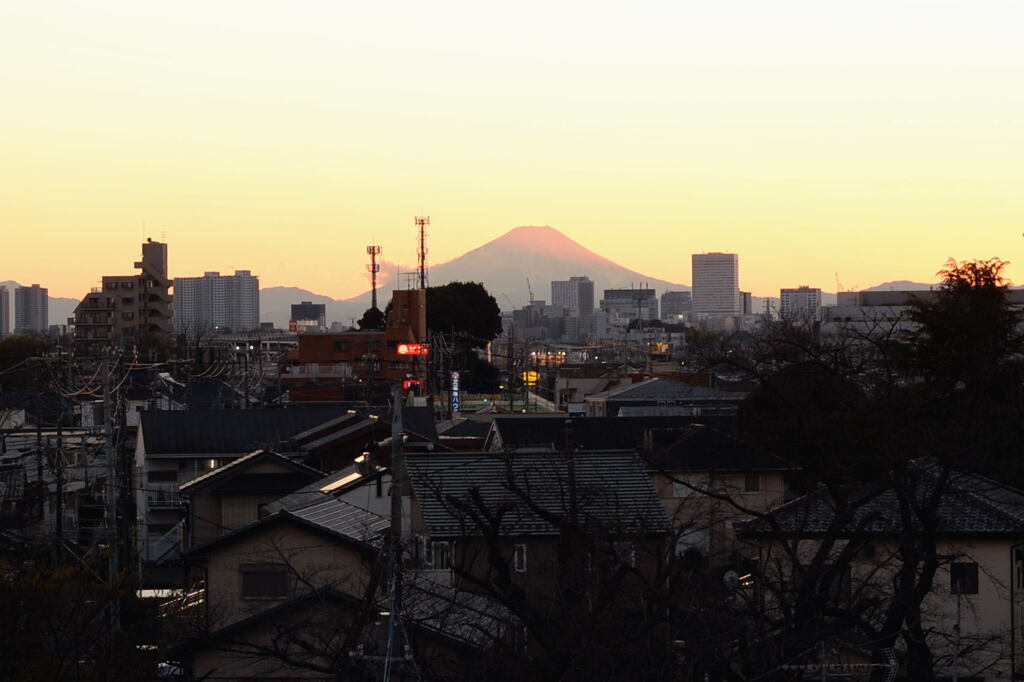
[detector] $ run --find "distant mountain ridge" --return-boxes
[261,226,692,327]
[258,229,940,328]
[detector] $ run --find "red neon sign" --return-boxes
[396,343,429,356]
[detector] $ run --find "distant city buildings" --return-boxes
[174,270,260,334]
[15,284,48,334]
[0,286,9,337]
[780,286,822,321]
[660,291,692,321]
[73,239,172,355]
[290,301,327,332]
[600,288,658,326]
[691,253,740,314]
[551,276,595,341]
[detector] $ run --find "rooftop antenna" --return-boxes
[415,216,429,289]
[366,244,382,309]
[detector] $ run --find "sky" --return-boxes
[2,1,1023,299]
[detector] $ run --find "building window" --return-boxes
[122,297,134,304]
[744,474,760,493]
[121,312,135,321]
[513,544,527,573]
[422,539,452,570]
[122,281,134,289]
[951,562,979,595]
[334,341,348,352]
[241,563,288,599]
[147,470,178,483]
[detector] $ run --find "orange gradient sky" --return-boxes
[2,1,1023,299]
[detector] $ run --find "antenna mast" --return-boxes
[415,216,429,289]
[366,244,382,309]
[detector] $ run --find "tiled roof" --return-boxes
[287,497,390,546]
[140,407,346,455]
[405,450,670,538]
[740,464,1024,538]
[404,573,511,648]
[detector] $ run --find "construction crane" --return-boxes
[526,278,534,304]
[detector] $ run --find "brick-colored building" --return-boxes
[282,288,428,402]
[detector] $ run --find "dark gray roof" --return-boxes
[383,405,438,441]
[646,425,797,473]
[487,415,736,453]
[593,377,746,402]
[404,573,511,648]
[741,465,1024,538]
[405,450,670,538]
[438,418,492,438]
[139,407,346,455]
[289,497,390,545]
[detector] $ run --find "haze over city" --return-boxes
[3,1,1023,299]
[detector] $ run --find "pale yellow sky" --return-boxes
[2,0,1022,298]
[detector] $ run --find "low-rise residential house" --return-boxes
[738,466,1024,681]
[646,424,795,560]
[135,407,344,565]
[174,495,513,680]
[179,449,324,551]
[403,450,671,595]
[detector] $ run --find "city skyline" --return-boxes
[3,2,1022,299]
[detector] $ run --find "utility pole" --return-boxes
[385,383,406,670]
[953,587,962,682]
[103,349,120,633]
[54,419,63,563]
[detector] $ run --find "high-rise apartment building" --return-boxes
[174,270,260,333]
[0,286,10,337]
[660,291,692,320]
[780,286,822,321]
[691,253,740,314]
[15,284,48,333]
[73,239,173,355]
[0,284,9,333]
[551,276,594,313]
[551,276,595,340]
